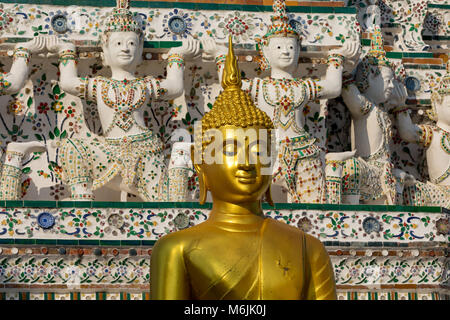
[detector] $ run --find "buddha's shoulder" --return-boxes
[265,217,303,236]
[265,218,325,249]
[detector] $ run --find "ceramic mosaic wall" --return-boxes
[0,202,446,300]
[0,203,446,242]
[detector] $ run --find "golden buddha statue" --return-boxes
[150,37,336,300]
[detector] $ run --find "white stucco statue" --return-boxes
[202,0,360,203]
[0,37,47,200]
[48,0,200,201]
[396,61,450,207]
[164,141,194,201]
[340,26,414,205]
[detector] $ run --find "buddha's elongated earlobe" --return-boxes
[265,183,274,207]
[191,144,208,205]
[197,171,208,205]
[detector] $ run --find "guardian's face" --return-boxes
[262,37,300,72]
[103,32,143,70]
[365,66,395,104]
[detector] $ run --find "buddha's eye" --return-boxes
[277,46,281,49]
[223,141,237,156]
[289,46,294,50]
[250,143,261,156]
[117,42,121,46]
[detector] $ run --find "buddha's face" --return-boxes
[102,31,143,70]
[262,37,300,73]
[199,125,272,204]
[364,66,395,105]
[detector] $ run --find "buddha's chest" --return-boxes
[184,233,305,299]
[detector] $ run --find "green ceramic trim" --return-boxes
[381,23,401,28]
[358,45,436,60]
[263,202,443,213]
[406,99,432,105]
[56,239,79,245]
[99,240,121,246]
[14,238,34,245]
[404,64,446,70]
[0,0,356,13]
[81,240,100,245]
[96,292,107,300]
[35,239,57,245]
[361,39,371,46]
[0,238,157,246]
[422,35,450,41]
[7,200,444,213]
[428,3,450,9]
[121,240,141,246]
[3,200,24,208]
[19,292,30,300]
[402,52,435,58]
[321,240,413,247]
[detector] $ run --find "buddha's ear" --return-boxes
[197,172,208,205]
[191,144,208,205]
[265,183,274,207]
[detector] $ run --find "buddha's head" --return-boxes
[100,0,144,70]
[429,60,450,124]
[256,0,301,72]
[354,26,398,105]
[192,36,275,205]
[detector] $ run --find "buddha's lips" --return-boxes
[235,171,256,179]
[235,171,257,183]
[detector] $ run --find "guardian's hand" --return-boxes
[168,38,201,61]
[388,80,408,109]
[329,40,361,73]
[201,38,227,60]
[46,35,75,54]
[18,36,46,54]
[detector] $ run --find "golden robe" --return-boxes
[150,217,336,300]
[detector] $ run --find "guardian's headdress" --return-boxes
[103,0,142,35]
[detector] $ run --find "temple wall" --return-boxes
[0,201,447,300]
[0,0,446,300]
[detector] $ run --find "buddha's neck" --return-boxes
[208,199,265,232]
[110,67,137,81]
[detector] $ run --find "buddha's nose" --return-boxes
[238,149,256,171]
